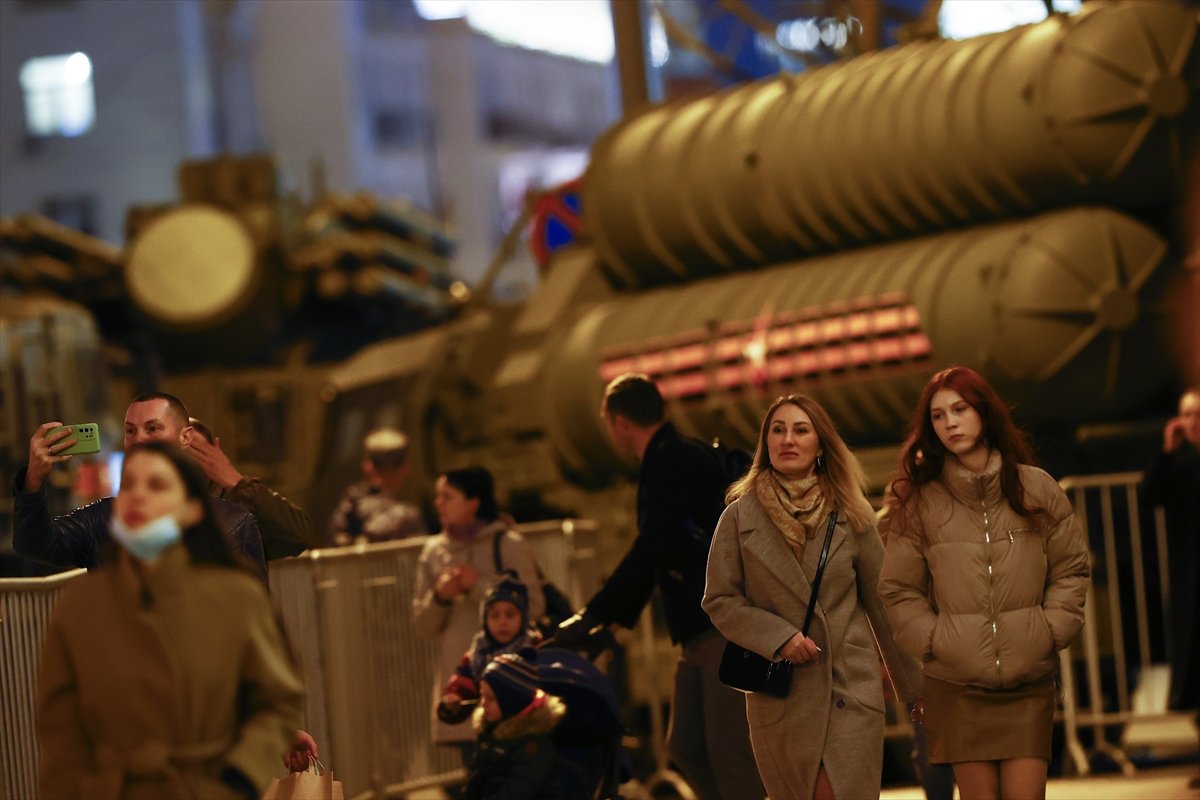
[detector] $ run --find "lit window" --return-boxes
[19,52,96,138]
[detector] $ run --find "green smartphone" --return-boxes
[47,423,101,456]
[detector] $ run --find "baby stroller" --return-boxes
[536,643,630,800]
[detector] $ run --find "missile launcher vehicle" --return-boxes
[1,0,1196,547]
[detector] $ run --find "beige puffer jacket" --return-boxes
[879,452,1090,688]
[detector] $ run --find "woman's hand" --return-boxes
[434,564,480,602]
[282,729,319,772]
[779,632,822,665]
[456,563,479,592]
[910,698,925,725]
[434,569,459,601]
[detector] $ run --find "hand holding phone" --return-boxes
[26,421,99,493]
[46,423,101,456]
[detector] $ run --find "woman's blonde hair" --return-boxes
[727,394,875,533]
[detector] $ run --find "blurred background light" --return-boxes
[413,0,614,63]
[940,0,1083,40]
[18,51,96,137]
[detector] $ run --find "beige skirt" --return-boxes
[924,675,1056,764]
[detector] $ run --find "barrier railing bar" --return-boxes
[1059,472,1144,490]
[312,551,340,782]
[1073,487,1107,752]
[1099,487,1130,714]
[362,573,388,794]
[1081,581,1106,750]
[367,767,468,800]
[1075,711,1189,725]
[1058,648,1089,775]
[0,568,86,591]
[1124,484,1151,670]
[1153,506,1172,661]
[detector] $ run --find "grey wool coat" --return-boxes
[703,490,921,800]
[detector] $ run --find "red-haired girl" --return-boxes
[880,366,1089,800]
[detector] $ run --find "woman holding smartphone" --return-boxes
[879,366,1090,799]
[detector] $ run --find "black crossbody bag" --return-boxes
[718,508,839,698]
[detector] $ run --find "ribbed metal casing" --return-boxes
[584,0,1197,288]
[546,207,1172,473]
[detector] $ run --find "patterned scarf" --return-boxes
[754,469,827,563]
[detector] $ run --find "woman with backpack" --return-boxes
[413,466,545,765]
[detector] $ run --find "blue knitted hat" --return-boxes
[480,571,529,628]
[482,647,540,719]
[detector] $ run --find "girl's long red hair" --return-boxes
[891,366,1045,538]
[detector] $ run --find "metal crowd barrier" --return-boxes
[5,477,1196,797]
[0,568,85,800]
[1057,471,1197,776]
[269,519,603,800]
[0,521,600,800]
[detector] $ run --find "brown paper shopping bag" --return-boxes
[262,757,343,800]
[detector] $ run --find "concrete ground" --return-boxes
[406,765,1199,799]
[880,765,1200,800]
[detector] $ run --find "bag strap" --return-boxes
[800,509,839,636]
[492,530,504,573]
[492,529,547,581]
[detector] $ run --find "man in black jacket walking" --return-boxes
[557,374,762,800]
[14,392,269,583]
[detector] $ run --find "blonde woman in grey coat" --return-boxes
[704,395,920,800]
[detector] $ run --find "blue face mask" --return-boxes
[110,513,183,562]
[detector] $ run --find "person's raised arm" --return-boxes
[23,422,76,492]
[187,436,316,559]
[13,425,106,569]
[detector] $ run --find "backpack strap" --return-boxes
[492,528,548,581]
[492,529,505,573]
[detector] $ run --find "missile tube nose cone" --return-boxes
[1096,288,1139,332]
[1145,75,1189,119]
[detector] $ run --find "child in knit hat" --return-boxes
[439,572,542,724]
[465,648,567,800]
